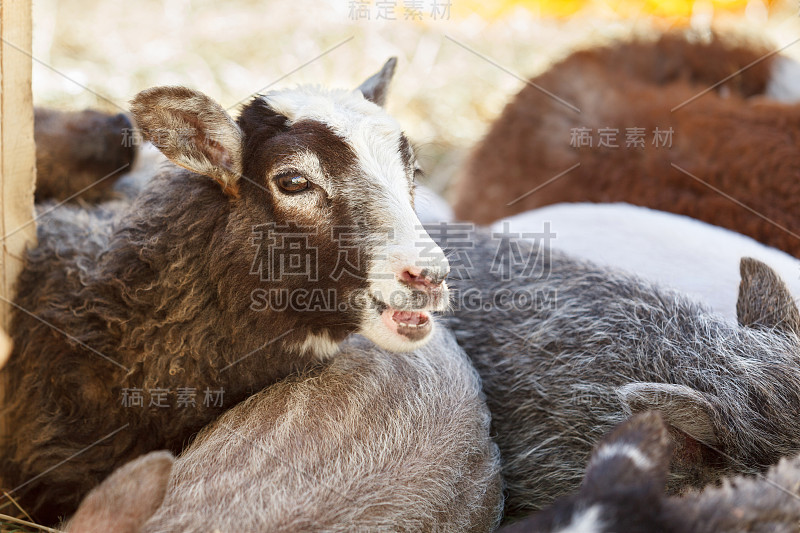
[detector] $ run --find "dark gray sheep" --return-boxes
[499,411,800,533]
[443,231,800,519]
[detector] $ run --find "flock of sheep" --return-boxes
[2,30,800,532]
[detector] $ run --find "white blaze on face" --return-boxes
[362,153,449,312]
[264,86,450,352]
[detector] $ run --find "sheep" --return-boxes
[0,58,452,525]
[441,231,800,520]
[497,411,800,533]
[64,327,503,533]
[451,32,800,258]
[33,107,137,202]
[493,202,800,323]
[410,192,800,323]
[414,184,455,225]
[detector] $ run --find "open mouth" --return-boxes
[371,296,434,343]
[382,309,432,341]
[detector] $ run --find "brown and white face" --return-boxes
[131,59,449,354]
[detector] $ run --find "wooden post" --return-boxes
[0,0,37,442]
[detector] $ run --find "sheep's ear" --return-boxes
[737,257,800,336]
[582,411,673,495]
[130,86,243,197]
[356,57,397,107]
[64,451,174,533]
[617,382,723,448]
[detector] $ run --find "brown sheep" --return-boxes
[1,59,451,525]
[33,107,137,202]
[452,32,800,257]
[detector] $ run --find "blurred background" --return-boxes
[0,2,798,531]
[29,0,800,197]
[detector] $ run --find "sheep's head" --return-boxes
[501,411,800,533]
[499,411,674,533]
[616,257,800,492]
[130,59,449,355]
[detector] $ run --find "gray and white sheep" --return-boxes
[65,328,503,532]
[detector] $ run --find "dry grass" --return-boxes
[4,0,800,530]
[28,0,800,197]
[0,513,58,533]
[0,490,55,532]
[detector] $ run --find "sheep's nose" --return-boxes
[399,266,448,291]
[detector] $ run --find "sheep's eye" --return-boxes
[276,174,309,193]
[413,164,424,181]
